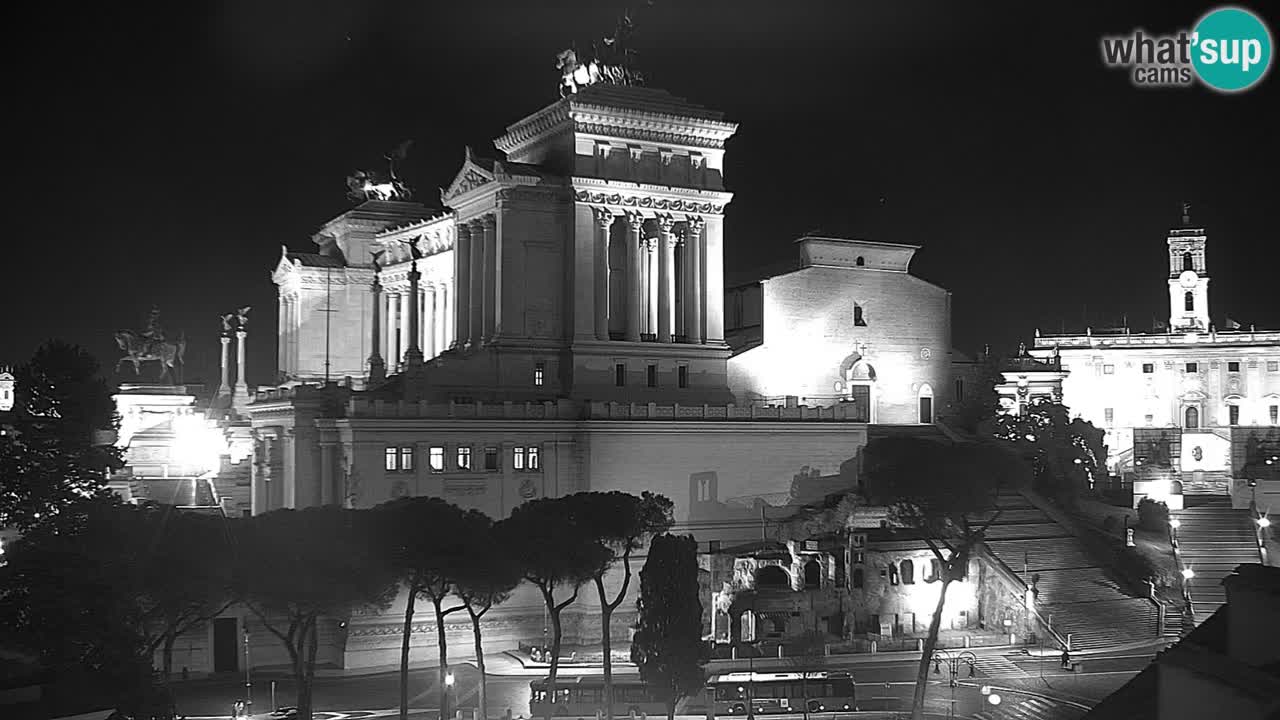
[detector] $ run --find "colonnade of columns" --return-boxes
[375,280,453,372]
[452,215,498,349]
[594,209,708,344]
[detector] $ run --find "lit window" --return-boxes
[853,552,864,565]
[888,566,899,586]
[514,447,525,470]
[647,364,657,388]
[1185,363,1198,373]
[429,446,445,473]
[1105,408,1114,425]
[1271,406,1278,424]
[385,447,398,471]
[1144,414,1154,425]
[527,445,540,470]
[1103,365,1114,375]
[697,476,711,502]
[853,304,867,327]
[456,446,472,471]
[484,447,499,471]
[678,365,688,389]
[1227,361,1240,373]
[615,363,626,387]
[1142,363,1154,374]
[1229,405,1240,426]
[399,447,414,472]
[534,362,545,386]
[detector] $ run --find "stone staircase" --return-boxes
[1175,498,1261,623]
[981,492,1159,651]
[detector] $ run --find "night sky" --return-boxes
[6,0,1278,391]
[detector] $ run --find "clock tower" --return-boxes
[1167,204,1210,332]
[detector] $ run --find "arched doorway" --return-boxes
[756,565,789,590]
[917,384,934,424]
[1185,405,1200,429]
[838,354,877,422]
[803,559,821,589]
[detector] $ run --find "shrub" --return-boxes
[1137,498,1170,532]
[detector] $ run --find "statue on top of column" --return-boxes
[346,140,415,203]
[557,5,649,97]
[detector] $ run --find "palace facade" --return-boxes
[1025,212,1280,508]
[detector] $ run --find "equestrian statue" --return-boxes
[116,306,187,383]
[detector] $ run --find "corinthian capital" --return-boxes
[686,215,706,235]
[626,211,646,232]
[656,214,677,236]
[593,207,616,229]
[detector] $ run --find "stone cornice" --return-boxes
[494,102,573,157]
[571,178,732,217]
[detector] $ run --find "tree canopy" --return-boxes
[993,398,1107,502]
[631,533,705,720]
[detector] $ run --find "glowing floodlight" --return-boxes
[1181,567,1195,580]
[988,693,1002,706]
[1169,518,1181,529]
[1258,516,1271,529]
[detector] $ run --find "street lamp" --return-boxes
[1169,517,1180,547]
[243,626,252,716]
[444,670,455,720]
[930,649,977,719]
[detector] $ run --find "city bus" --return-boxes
[707,671,857,715]
[530,675,673,719]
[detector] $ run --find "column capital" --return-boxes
[593,207,616,229]
[456,222,472,239]
[236,329,247,339]
[626,211,646,231]
[656,214,677,235]
[479,213,497,229]
[686,215,706,233]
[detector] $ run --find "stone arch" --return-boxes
[1185,405,1199,429]
[756,564,789,590]
[900,559,915,584]
[1183,251,1194,271]
[1184,291,1194,312]
[917,383,935,424]
[856,256,865,267]
[803,559,821,589]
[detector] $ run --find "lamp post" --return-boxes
[1169,517,1180,548]
[444,669,455,720]
[930,649,977,719]
[243,626,252,716]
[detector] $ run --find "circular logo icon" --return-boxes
[1192,7,1273,92]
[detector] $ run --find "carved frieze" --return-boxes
[574,189,724,215]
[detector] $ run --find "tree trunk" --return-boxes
[162,630,176,679]
[469,608,488,720]
[433,597,451,720]
[302,617,319,720]
[292,624,312,720]
[401,584,418,720]
[544,598,564,720]
[595,577,615,720]
[666,699,676,720]
[910,577,953,720]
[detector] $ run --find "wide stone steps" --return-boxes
[984,523,1074,541]
[974,695,1086,720]
[1030,568,1125,603]
[1049,599,1160,650]
[1175,499,1261,624]
[986,539,1098,572]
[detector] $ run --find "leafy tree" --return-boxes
[993,398,1107,503]
[944,352,1004,436]
[233,507,397,720]
[862,436,1026,720]
[376,497,484,720]
[0,341,121,531]
[497,496,609,720]
[568,491,674,720]
[453,519,523,720]
[631,533,706,720]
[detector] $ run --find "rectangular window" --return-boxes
[678,365,688,389]
[1105,408,1114,425]
[1269,361,1279,372]
[527,445,540,470]
[456,446,472,471]
[615,363,626,387]
[1271,405,1278,424]
[954,378,964,401]
[1142,363,1154,374]
[1185,362,1198,373]
[534,362,545,386]
[646,364,657,388]
[429,446,445,473]
[399,447,414,472]
[1228,361,1241,373]
[1229,405,1240,426]
[484,447,499,471]
[385,447,398,471]
[1103,364,1114,375]
[1145,414,1154,425]
[513,447,525,470]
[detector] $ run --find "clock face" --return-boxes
[1179,270,1199,288]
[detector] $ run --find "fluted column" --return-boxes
[625,213,643,342]
[399,289,412,369]
[468,219,485,347]
[439,284,450,352]
[686,217,705,344]
[234,330,248,396]
[218,335,232,399]
[368,276,385,383]
[481,214,497,340]
[454,224,471,348]
[657,215,676,343]
[423,285,436,358]
[276,297,286,376]
[594,208,613,340]
[404,262,423,369]
[645,239,658,337]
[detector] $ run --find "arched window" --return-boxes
[852,568,865,589]
[1184,292,1195,312]
[756,565,789,590]
[1183,252,1194,271]
[900,559,915,584]
[803,559,821,589]
[853,304,867,327]
[926,558,941,583]
[888,565,899,586]
[1185,406,1200,429]
[856,256,865,267]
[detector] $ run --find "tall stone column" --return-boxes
[423,285,436,358]
[625,213,643,342]
[319,442,337,506]
[384,292,397,367]
[217,334,232,400]
[234,330,249,397]
[399,289,413,369]
[276,297,287,376]
[657,216,676,343]
[481,214,498,340]
[368,276,386,383]
[404,262,423,369]
[468,219,485,347]
[594,208,613,341]
[704,215,726,343]
[646,239,658,337]
[438,284,450,353]
[686,217,705,344]
[454,224,472,348]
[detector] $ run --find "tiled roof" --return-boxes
[288,252,345,268]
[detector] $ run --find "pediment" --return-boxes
[271,245,299,285]
[441,147,496,204]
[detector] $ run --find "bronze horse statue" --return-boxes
[115,330,186,383]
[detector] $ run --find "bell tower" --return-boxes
[1167,203,1210,332]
